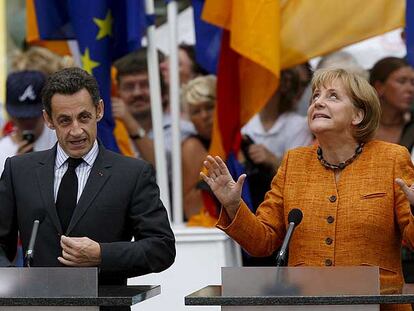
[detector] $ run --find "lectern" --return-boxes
[185,266,412,310]
[0,267,160,310]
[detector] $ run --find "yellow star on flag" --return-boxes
[81,48,100,74]
[93,10,113,40]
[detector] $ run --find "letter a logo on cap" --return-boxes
[18,85,36,102]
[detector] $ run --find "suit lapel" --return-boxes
[36,145,62,233]
[67,146,112,234]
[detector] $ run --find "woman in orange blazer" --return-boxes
[201,68,414,311]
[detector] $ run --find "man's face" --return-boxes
[43,88,103,158]
[118,73,151,118]
[11,115,44,140]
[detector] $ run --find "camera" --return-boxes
[240,135,255,160]
[240,135,260,175]
[22,130,35,144]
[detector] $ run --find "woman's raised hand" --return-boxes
[396,178,414,206]
[200,155,246,219]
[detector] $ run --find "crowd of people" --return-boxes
[1,40,414,310]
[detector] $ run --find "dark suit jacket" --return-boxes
[0,144,175,285]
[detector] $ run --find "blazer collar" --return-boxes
[36,144,114,235]
[36,144,62,233]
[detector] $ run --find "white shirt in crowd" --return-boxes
[241,111,313,159]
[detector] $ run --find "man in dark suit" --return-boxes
[0,67,175,286]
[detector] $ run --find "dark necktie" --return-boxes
[56,157,83,232]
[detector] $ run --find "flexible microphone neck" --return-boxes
[25,220,40,267]
[25,210,46,267]
[276,209,303,267]
[276,222,295,266]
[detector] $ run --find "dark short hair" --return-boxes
[114,48,149,81]
[178,43,208,76]
[42,67,101,117]
[114,48,167,97]
[278,67,301,114]
[369,57,410,85]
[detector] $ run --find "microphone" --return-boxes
[276,208,303,267]
[25,210,46,267]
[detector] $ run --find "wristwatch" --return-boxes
[129,127,146,140]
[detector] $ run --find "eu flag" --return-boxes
[407,0,414,66]
[191,0,221,74]
[34,0,146,152]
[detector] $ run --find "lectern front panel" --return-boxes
[3,307,96,311]
[224,306,378,311]
[0,268,97,298]
[221,267,380,311]
[222,266,380,297]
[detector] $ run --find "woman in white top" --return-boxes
[242,67,313,172]
[241,67,313,210]
[240,66,313,266]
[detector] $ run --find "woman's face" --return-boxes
[375,66,414,112]
[188,101,215,140]
[178,49,195,85]
[308,79,363,139]
[160,49,195,86]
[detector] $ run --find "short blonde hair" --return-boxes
[12,46,74,76]
[181,75,216,110]
[311,68,380,143]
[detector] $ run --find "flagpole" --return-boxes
[167,0,183,225]
[145,0,171,219]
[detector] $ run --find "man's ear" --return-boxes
[43,110,55,129]
[96,100,104,121]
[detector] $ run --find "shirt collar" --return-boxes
[55,140,99,168]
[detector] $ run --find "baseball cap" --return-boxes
[6,70,46,118]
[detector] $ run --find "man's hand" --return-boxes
[16,138,34,155]
[111,97,130,121]
[17,141,34,155]
[58,235,102,267]
[396,178,414,205]
[111,97,142,135]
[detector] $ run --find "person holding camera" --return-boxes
[241,67,313,212]
[0,70,57,175]
[0,67,175,289]
[239,67,313,266]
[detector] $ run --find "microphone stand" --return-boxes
[25,220,40,267]
[276,221,295,267]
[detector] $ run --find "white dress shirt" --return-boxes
[0,125,57,176]
[53,140,99,203]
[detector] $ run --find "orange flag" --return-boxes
[203,0,404,158]
[26,0,71,55]
[203,0,280,157]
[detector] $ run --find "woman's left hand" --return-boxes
[396,178,414,205]
[200,155,246,219]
